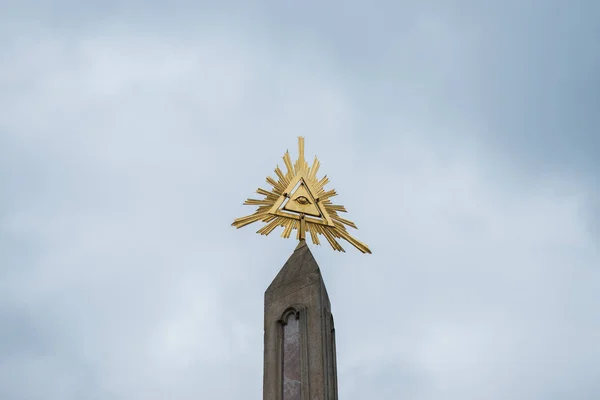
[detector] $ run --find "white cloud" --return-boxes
[1,10,599,400]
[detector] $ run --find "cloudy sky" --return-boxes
[1,1,599,399]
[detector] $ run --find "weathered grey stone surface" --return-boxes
[263,240,338,400]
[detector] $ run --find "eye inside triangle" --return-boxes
[233,137,371,253]
[282,180,322,218]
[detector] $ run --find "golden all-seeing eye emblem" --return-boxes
[232,137,371,254]
[295,196,310,205]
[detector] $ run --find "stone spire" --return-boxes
[263,240,338,400]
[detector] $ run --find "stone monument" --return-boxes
[233,137,370,400]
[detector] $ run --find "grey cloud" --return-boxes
[4,0,599,179]
[1,2,599,400]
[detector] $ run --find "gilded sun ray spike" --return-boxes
[232,137,371,254]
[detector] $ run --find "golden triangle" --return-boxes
[232,137,371,254]
[282,181,321,217]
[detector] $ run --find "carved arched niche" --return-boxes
[279,306,309,400]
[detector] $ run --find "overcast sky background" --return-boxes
[1,1,599,399]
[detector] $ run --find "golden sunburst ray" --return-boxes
[232,137,371,254]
